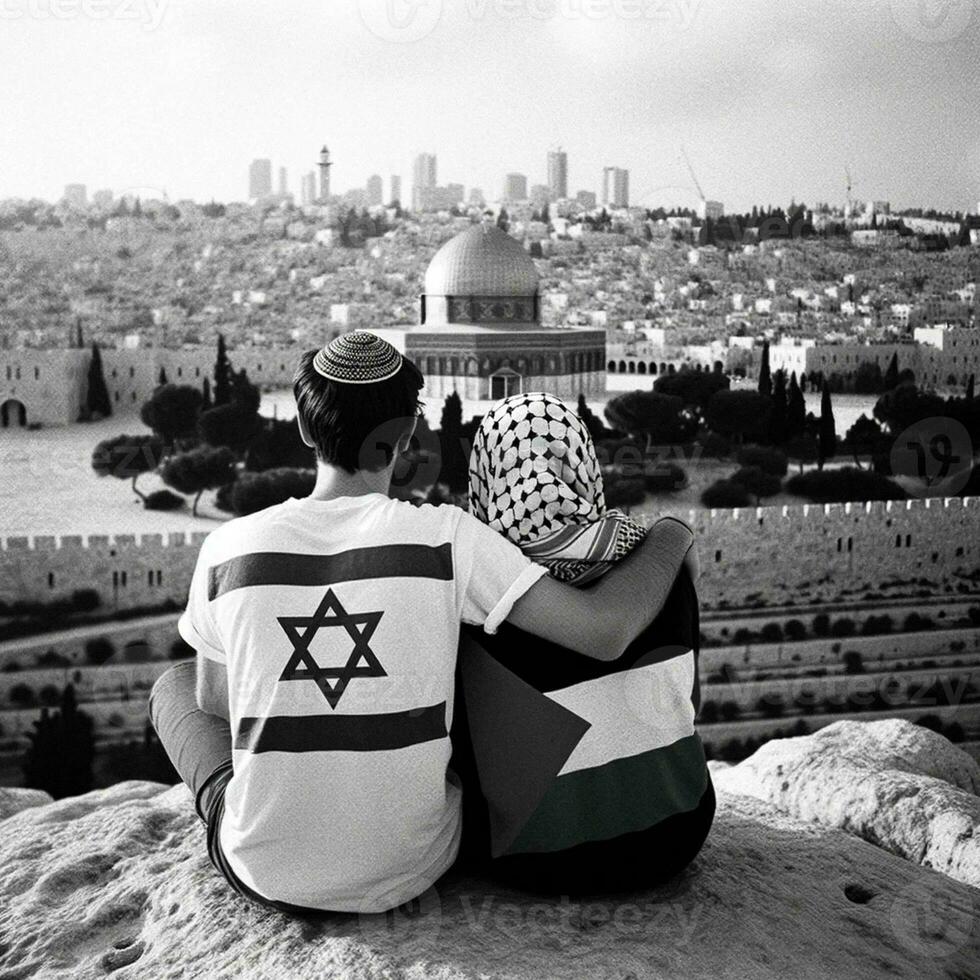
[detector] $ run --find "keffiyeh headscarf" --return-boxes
[467,392,647,585]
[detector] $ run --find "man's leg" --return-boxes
[148,661,233,821]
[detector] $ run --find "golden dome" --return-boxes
[423,224,539,298]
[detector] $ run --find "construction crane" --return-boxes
[681,145,706,212]
[844,164,855,216]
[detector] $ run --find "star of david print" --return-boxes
[277,589,386,709]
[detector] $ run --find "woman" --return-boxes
[453,391,714,895]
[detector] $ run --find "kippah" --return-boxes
[312,331,403,384]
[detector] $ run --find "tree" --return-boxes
[786,371,806,438]
[22,685,95,799]
[214,333,232,406]
[140,384,203,448]
[757,340,772,397]
[817,381,837,469]
[844,414,882,468]
[769,369,787,443]
[604,391,694,449]
[161,446,238,515]
[92,433,165,501]
[701,479,753,508]
[873,383,945,435]
[497,207,510,233]
[576,393,606,444]
[230,468,316,516]
[784,433,818,474]
[735,445,788,477]
[785,466,906,503]
[704,390,772,444]
[199,402,263,456]
[86,342,112,419]
[967,374,975,401]
[158,366,169,386]
[438,392,469,493]
[730,466,782,504]
[653,368,729,420]
[230,367,261,413]
[201,376,213,409]
[853,361,883,395]
[883,352,899,391]
[84,637,115,665]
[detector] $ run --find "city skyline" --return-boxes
[0,2,976,211]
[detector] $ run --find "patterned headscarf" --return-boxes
[467,392,647,585]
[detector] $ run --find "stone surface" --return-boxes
[0,766,978,977]
[0,787,53,821]
[713,719,980,890]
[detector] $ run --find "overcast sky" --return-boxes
[1,0,977,211]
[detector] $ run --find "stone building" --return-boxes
[378,223,606,401]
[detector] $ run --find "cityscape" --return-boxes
[1,2,979,974]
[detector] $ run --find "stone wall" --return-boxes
[2,498,978,614]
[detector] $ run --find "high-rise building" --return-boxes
[412,153,437,210]
[445,183,465,206]
[503,173,528,202]
[366,174,383,206]
[697,200,724,221]
[300,172,317,206]
[547,148,568,200]
[317,146,332,203]
[530,184,551,208]
[277,167,288,197]
[601,167,629,207]
[576,190,597,209]
[468,187,485,207]
[63,184,87,208]
[390,175,402,205]
[248,159,272,200]
[92,189,114,209]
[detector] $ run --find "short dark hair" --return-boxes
[293,349,424,473]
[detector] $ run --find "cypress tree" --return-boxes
[86,342,112,419]
[158,366,168,386]
[202,376,213,409]
[758,340,772,396]
[966,373,975,401]
[818,381,837,470]
[770,369,787,444]
[577,393,606,444]
[439,391,468,493]
[74,318,84,349]
[883,352,899,391]
[214,333,231,406]
[23,685,95,799]
[787,371,806,438]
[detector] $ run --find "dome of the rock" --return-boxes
[423,224,539,299]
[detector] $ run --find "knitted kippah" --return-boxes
[312,331,403,384]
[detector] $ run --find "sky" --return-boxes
[0,0,977,212]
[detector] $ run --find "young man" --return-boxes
[153,330,695,914]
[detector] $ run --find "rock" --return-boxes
[713,719,980,888]
[1,769,978,978]
[0,787,53,821]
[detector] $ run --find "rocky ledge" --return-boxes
[0,720,977,980]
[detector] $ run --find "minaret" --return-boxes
[317,145,332,203]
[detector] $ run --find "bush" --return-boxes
[39,684,61,707]
[701,479,753,508]
[729,466,782,502]
[812,613,831,637]
[785,467,906,503]
[736,445,788,477]
[71,589,100,612]
[861,614,893,636]
[84,637,115,666]
[644,463,687,492]
[719,701,741,722]
[784,619,807,642]
[230,468,316,516]
[9,683,35,706]
[760,622,784,643]
[699,700,719,723]
[698,432,731,459]
[842,651,864,674]
[144,489,186,511]
[35,649,70,667]
[831,617,856,638]
[904,612,934,632]
[602,473,646,509]
[756,694,785,718]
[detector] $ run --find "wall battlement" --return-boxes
[1,497,978,613]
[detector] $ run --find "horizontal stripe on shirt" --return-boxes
[544,655,696,775]
[208,543,454,600]
[506,734,708,855]
[235,702,448,754]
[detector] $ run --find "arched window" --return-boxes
[637,362,647,375]
[650,362,657,374]
[628,361,636,374]
[608,360,617,373]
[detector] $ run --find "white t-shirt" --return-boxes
[178,493,544,913]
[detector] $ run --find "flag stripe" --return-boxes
[545,655,696,775]
[209,543,454,600]
[235,702,448,753]
[506,734,708,854]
